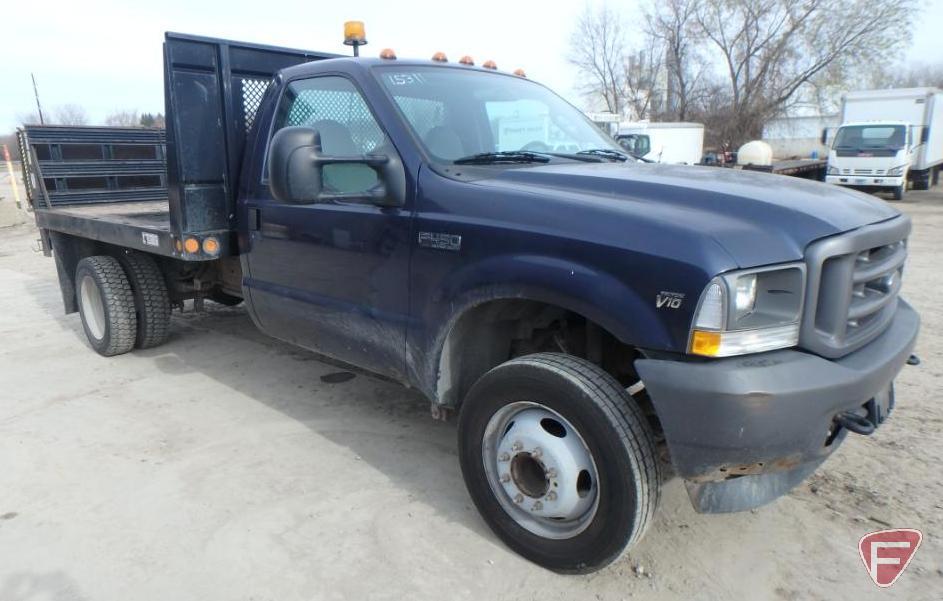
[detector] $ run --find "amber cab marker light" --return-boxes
[459,55,475,66]
[432,51,448,62]
[184,238,200,254]
[483,60,497,70]
[514,68,526,77]
[202,237,220,255]
[380,48,397,60]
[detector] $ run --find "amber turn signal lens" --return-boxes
[379,48,397,60]
[690,330,722,357]
[459,55,474,65]
[483,60,497,70]
[202,237,220,255]
[184,238,200,254]
[431,51,447,62]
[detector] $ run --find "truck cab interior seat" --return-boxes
[424,126,464,161]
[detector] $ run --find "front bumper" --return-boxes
[635,299,919,513]
[826,175,904,188]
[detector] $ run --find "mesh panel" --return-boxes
[240,78,270,132]
[285,85,385,152]
[393,96,446,139]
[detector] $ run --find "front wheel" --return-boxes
[458,353,660,573]
[893,184,905,201]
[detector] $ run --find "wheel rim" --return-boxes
[79,275,106,340]
[482,402,600,539]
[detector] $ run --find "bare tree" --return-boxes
[16,111,42,126]
[694,0,915,144]
[568,4,627,114]
[623,42,663,120]
[105,110,141,126]
[52,104,89,126]
[869,61,943,90]
[646,0,706,121]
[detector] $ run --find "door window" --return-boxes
[273,76,388,195]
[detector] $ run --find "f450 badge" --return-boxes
[656,291,684,309]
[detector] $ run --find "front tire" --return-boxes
[458,353,660,573]
[893,184,905,201]
[75,256,137,356]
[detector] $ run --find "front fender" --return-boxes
[406,253,676,404]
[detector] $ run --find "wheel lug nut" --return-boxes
[547,468,557,478]
[511,441,523,452]
[531,501,543,511]
[546,491,557,501]
[498,452,510,462]
[514,494,523,504]
[532,447,542,458]
[500,473,510,483]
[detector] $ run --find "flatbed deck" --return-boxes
[34,200,176,256]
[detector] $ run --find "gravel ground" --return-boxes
[1,182,941,601]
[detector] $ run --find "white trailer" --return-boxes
[824,87,943,198]
[616,122,704,165]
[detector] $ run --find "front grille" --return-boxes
[801,217,910,358]
[853,169,873,175]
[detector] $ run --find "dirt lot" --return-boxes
[1,181,941,600]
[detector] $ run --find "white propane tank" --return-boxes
[737,140,773,167]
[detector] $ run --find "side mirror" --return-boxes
[920,127,929,144]
[820,128,828,145]
[268,126,405,207]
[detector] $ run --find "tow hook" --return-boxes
[835,411,876,436]
[907,354,921,366]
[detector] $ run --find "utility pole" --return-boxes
[31,73,45,125]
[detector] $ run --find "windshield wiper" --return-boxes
[576,148,635,162]
[453,151,551,165]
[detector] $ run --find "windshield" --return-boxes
[375,66,624,162]
[833,125,906,150]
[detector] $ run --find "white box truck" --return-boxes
[616,122,704,165]
[824,87,943,199]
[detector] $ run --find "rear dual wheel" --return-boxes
[458,353,660,574]
[76,253,171,356]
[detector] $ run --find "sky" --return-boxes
[2,0,942,132]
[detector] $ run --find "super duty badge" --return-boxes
[418,232,462,251]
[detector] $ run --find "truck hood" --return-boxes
[476,162,899,267]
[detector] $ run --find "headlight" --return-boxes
[827,165,839,175]
[689,264,806,357]
[886,165,906,176]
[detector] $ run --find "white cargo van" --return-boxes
[825,87,943,199]
[616,122,704,165]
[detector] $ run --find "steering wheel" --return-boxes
[521,141,551,152]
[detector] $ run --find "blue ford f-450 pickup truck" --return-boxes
[18,33,919,573]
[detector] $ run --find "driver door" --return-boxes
[243,75,412,381]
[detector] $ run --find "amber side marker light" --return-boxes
[432,51,448,62]
[184,238,200,254]
[459,55,474,65]
[690,330,722,357]
[483,60,497,70]
[514,68,526,77]
[202,237,220,255]
[380,48,397,60]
